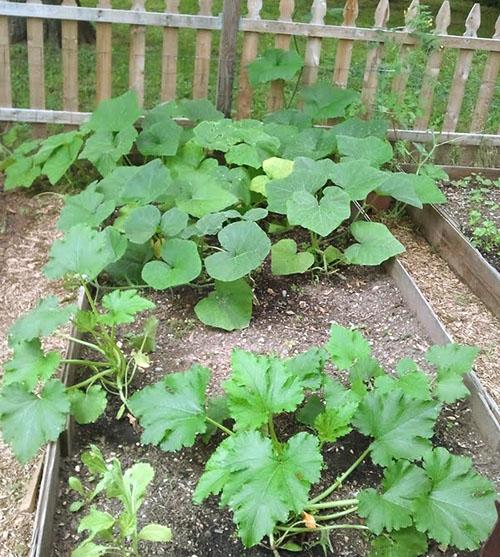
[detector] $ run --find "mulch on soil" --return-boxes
[52,267,499,557]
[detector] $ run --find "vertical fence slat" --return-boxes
[302,0,327,87]
[26,0,45,112]
[161,0,179,102]
[217,0,241,117]
[267,0,294,112]
[442,3,481,133]
[129,0,146,107]
[235,0,261,119]
[413,1,450,130]
[61,0,79,112]
[0,14,12,107]
[390,0,419,105]
[193,0,213,99]
[360,0,389,117]
[96,0,112,103]
[332,0,358,88]
[469,15,500,133]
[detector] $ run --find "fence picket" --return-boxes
[332,0,358,88]
[360,0,390,117]
[62,0,79,112]
[193,0,213,99]
[267,0,294,112]
[26,0,45,112]
[390,0,419,106]
[302,0,327,87]
[0,14,11,107]
[129,0,146,107]
[470,15,500,133]
[414,1,450,130]
[96,0,112,103]
[161,0,180,101]
[236,0,262,119]
[442,3,481,133]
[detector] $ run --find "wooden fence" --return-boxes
[0,0,499,148]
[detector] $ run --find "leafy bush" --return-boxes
[2,90,446,331]
[128,325,496,555]
[69,445,171,556]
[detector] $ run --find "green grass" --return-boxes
[9,0,500,133]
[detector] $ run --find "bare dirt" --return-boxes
[52,267,499,557]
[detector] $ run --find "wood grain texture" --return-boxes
[216,0,241,116]
[61,0,79,112]
[414,1,451,130]
[193,0,213,99]
[235,0,261,119]
[0,15,11,107]
[332,0,358,88]
[267,0,294,112]
[26,0,45,110]
[96,0,112,103]
[302,0,326,86]
[161,0,180,101]
[129,0,146,107]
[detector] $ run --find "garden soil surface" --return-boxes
[52,266,499,557]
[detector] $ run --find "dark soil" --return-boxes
[51,266,499,557]
[439,176,500,270]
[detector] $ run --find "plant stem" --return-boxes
[268,417,281,449]
[66,369,114,391]
[59,334,106,355]
[61,359,109,367]
[205,416,233,436]
[314,506,358,521]
[307,498,358,511]
[308,446,370,505]
[275,524,369,534]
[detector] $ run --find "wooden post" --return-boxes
[267,0,294,112]
[161,0,180,101]
[26,0,45,135]
[235,0,261,119]
[414,0,450,130]
[360,0,389,118]
[390,0,419,107]
[96,0,112,103]
[302,0,327,86]
[61,0,79,112]
[332,0,359,88]
[193,0,213,99]
[442,3,481,133]
[129,0,146,107]
[0,14,12,107]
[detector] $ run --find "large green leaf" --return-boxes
[285,348,326,390]
[40,133,84,185]
[141,238,201,289]
[247,48,304,86]
[160,207,189,237]
[326,324,371,370]
[69,386,107,424]
[337,135,393,167]
[376,173,424,208]
[57,184,116,231]
[225,140,279,169]
[136,119,182,157]
[271,239,314,276]
[122,205,161,244]
[413,447,496,550]
[358,460,430,533]
[3,339,61,390]
[128,365,211,451]
[145,99,223,127]
[105,241,154,285]
[345,222,405,266]
[205,222,271,282]
[8,295,76,344]
[86,90,141,132]
[224,349,304,429]
[79,127,137,176]
[369,528,428,557]
[44,225,126,281]
[329,160,387,200]
[280,127,338,160]
[0,379,70,462]
[353,389,439,466]
[300,83,360,120]
[194,279,253,331]
[195,210,240,236]
[100,289,155,326]
[120,160,172,205]
[330,116,388,139]
[314,403,357,443]
[426,344,479,403]
[193,119,242,151]
[286,186,351,237]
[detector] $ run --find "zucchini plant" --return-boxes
[128,325,496,556]
[69,445,171,557]
[2,90,446,331]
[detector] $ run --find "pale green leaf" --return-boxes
[271,239,314,276]
[100,289,155,325]
[122,205,161,244]
[86,90,141,132]
[337,135,393,167]
[136,119,182,157]
[345,222,405,266]
[326,324,371,370]
[329,160,387,200]
[300,83,360,120]
[247,48,303,86]
[69,386,107,425]
[138,524,172,542]
[57,184,116,231]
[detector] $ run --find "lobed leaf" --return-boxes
[100,289,155,326]
[271,239,314,276]
[345,222,405,266]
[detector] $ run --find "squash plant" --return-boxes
[2,90,446,332]
[128,325,497,556]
